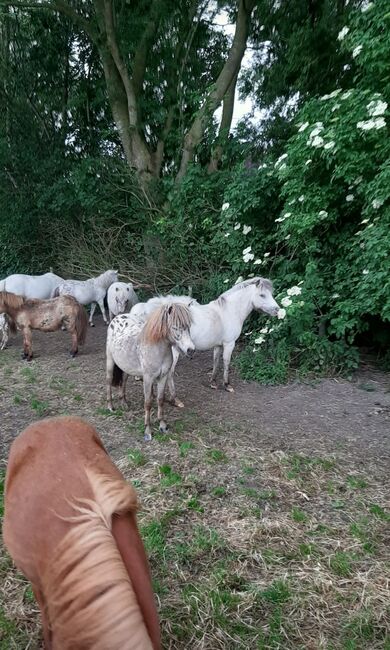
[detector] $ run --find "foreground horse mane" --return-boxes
[43,470,150,649]
[142,303,191,344]
[0,291,25,309]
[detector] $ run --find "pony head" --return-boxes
[113,283,133,312]
[143,303,195,357]
[251,278,280,317]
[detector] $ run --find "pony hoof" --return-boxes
[224,384,234,393]
[210,381,218,390]
[89,323,95,327]
[69,351,78,358]
[144,432,152,442]
[171,398,184,408]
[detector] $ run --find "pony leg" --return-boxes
[210,345,222,389]
[70,329,78,357]
[222,342,235,392]
[157,375,169,432]
[98,298,108,324]
[89,302,97,326]
[143,377,153,442]
[167,347,184,408]
[119,372,129,406]
[0,328,8,350]
[22,327,33,361]
[106,350,115,410]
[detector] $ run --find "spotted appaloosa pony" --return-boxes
[0,291,88,360]
[3,417,161,650]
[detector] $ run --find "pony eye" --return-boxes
[260,293,266,298]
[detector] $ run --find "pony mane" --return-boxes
[147,294,198,308]
[0,291,25,310]
[218,277,273,303]
[142,303,191,344]
[42,470,152,650]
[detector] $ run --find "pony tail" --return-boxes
[112,363,124,387]
[7,314,17,335]
[75,305,88,346]
[52,286,60,298]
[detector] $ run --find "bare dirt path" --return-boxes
[1,317,389,471]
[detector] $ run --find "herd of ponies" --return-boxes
[1,269,282,648]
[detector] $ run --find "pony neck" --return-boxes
[221,286,254,323]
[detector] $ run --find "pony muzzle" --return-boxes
[186,347,195,359]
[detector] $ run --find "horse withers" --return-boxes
[0,291,88,360]
[3,416,161,650]
[106,302,195,441]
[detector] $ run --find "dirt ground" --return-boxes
[1,318,390,649]
[1,318,390,469]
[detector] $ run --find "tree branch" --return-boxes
[207,70,238,172]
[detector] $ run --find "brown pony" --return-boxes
[0,291,87,360]
[3,417,161,650]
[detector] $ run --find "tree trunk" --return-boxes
[176,0,255,182]
[207,71,238,173]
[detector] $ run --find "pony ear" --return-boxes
[115,287,119,292]
[256,278,263,288]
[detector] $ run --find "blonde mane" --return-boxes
[43,470,153,650]
[142,303,191,344]
[0,291,25,310]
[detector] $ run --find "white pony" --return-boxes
[107,282,139,321]
[130,278,280,405]
[0,314,10,350]
[54,270,118,326]
[0,272,64,300]
[106,302,195,441]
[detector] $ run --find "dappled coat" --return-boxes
[3,417,161,650]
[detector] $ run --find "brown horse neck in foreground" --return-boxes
[0,291,87,360]
[3,416,161,650]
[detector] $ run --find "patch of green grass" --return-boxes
[73,393,83,402]
[241,463,255,475]
[186,497,204,513]
[298,542,317,557]
[347,475,368,489]
[330,551,355,577]
[20,366,37,383]
[212,486,226,497]
[30,397,49,417]
[159,464,182,487]
[0,607,33,649]
[358,382,376,392]
[127,448,147,467]
[291,506,308,523]
[140,520,166,557]
[13,394,22,405]
[284,454,335,479]
[179,441,195,457]
[191,525,225,554]
[259,579,291,604]
[96,406,124,417]
[368,503,389,520]
[343,610,388,647]
[206,448,228,463]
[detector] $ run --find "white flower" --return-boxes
[332,293,340,299]
[298,195,305,202]
[234,223,241,230]
[312,136,325,147]
[235,276,244,284]
[243,246,252,254]
[341,90,352,100]
[324,141,335,150]
[281,296,292,307]
[223,279,229,283]
[355,231,362,236]
[277,308,286,320]
[357,117,386,130]
[288,199,296,205]
[309,126,323,138]
[287,286,302,296]
[283,212,292,219]
[331,103,341,112]
[318,210,328,218]
[268,328,274,333]
[264,252,271,258]
[338,26,349,41]
[243,253,254,263]
[346,194,354,202]
[354,176,363,185]
[367,99,387,117]
[275,153,288,167]
[222,202,230,211]
[275,217,283,223]
[352,45,363,58]
[367,223,374,228]
[298,122,309,132]
[242,225,252,235]
[305,159,312,165]
[329,89,342,98]
[321,94,330,101]
[278,163,287,171]
[362,269,369,275]
[253,259,262,265]
[224,232,230,237]
[374,117,386,128]
[372,199,383,209]
[254,336,265,345]
[260,327,269,334]
[361,218,369,224]
[361,1,374,11]
[285,234,291,240]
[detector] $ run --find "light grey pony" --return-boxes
[130,277,281,406]
[106,301,195,441]
[53,270,118,326]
